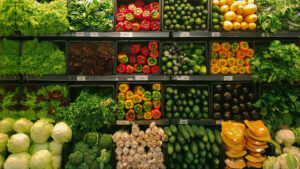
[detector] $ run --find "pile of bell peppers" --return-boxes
[117,41,159,74]
[117,83,162,121]
[210,41,254,75]
[115,0,160,31]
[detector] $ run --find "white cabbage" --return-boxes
[7,133,30,154]
[51,122,72,144]
[30,150,53,169]
[49,141,63,155]
[0,118,15,134]
[52,155,61,169]
[0,133,8,154]
[4,152,31,169]
[30,142,49,155]
[13,118,33,133]
[30,119,53,143]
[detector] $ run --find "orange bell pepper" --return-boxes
[118,92,126,101]
[245,58,251,66]
[230,66,239,74]
[119,84,129,93]
[246,48,254,58]
[126,91,134,100]
[134,85,145,96]
[133,94,142,104]
[219,59,228,67]
[211,42,221,52]
[144,112,152,120]
[236,58,245,67]
[219,51,228,59]
[238,67,246,74]
[221,42,231,51]
[221,67,229,74]
[239,41,249,51]
[227,58,236,66]
[125,100,134,109]
[211,66,221,74]
[211,59,219,66]
[153,100,161,108]
[152,84,161,91]
[236,50,246,59]
[246,66,252,74]
[228,51,235,58]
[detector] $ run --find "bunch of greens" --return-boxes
[257,0,300,35]
[0,86,19,110]
[254,85,300,130]
[250,40,300,84]
[20,39,66,76]
[0,39,19,76]
[0,0,69,36]
[68,0,113,32]
[62,89,116,135]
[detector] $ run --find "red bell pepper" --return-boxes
[134,64,143,73]
[148,41,158,51]
[143,65,151,73]
[126,65,135,74]
[125,13,134,22]
[128,4,136,13]
[132,23,141,32]
[151,21,159,31]
[135,0,144,7]
[118,5,128,13]
[133,8,143,19]
[151,10,160,20]
[142,10,151,21]
[115,22,125,31]
[141,46,149,56]
[150,50,159,58]
[124,21,132,31]
[116,13,125,22]
[130,44,141,54]
[128,54,137,64]
[126,110,135,121]
[144,5,151,11]
[141,20,150,31]
[151,108,161,119]
[137,55,146,64]
[117,64,126,73]
[150,2,159,11]
[151,65,159,73]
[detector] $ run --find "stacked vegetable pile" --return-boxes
[161,43,207,75]
[212,83,258,121]
[113,122,168,169]
[0,39,19,76]
[20,39,66,76]
[67,42,114,76]
[222,120,271,169]
[117,83,162,121]
[65,132,113,169]
[264,128,300,168]
[210,41,253,75]
[163,0,208,30]
[68,0,113,32]
[0,0,69,36]
[115,1,160,31]
[164,86,209,119]
[253,85,300,130]
[251,40,300,84]
[0,118,72,169]
[21,85,68,121]
[257,0,300,35]
[0,85,19,116]
[117,41,159,74]
[212,0,257,31]
[164,124,222,169]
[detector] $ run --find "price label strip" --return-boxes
[77,76,86,81]
[90,32,100,37]
[176,76,190,80]
[120,32,133,37]
[116,120,130,125]
[179,119,188,124]
[75,32,85,37]
[224,76,233,81]
[135,75,148,81]
[180,32,190,37]
[211,32,221,37]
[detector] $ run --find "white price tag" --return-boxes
[120,32,133,37]
[135,75,148,81]
[261,33,265,37]
[179,119,188,124]
[115,77,119,81]
[224,76,233,81]
[216,120,223,125]
[90,32,99,37]
[127,77,134,81]
[75,32,84,36]
[116,120,130,125]
[77,76,86,81]
[180,32,190,37]
[176,76,190,80]
[211,32,221,37]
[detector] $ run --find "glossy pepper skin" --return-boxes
[119,84,129,93]
[116,13,125,22]
[117,110,126,120]
[118,5,128,13]
[151,10,160,20]
[144,112,152,119]
[152,100,161,108]
[126,65,134,74]
[151,65,159,73]
[144,5,151,11]
[150,2,159,11]
[124,21,132,31]
[118,92,126,101]
[148,41,158,51]
[125,13,135,22]
[132,23,141,32]
[125,100,134,109]
[115,22,125,31]
[134,104,143,114]
[125,90,134,100]
[142,91,152,101]
[127,4,136,13]
[150,21,160,31]
[151,108,161,119]
[118,53,128,64]
[117,100,125,110]
[143,101,152,112]
[149,50,159,58]
[134,85,145,96]
[137,55,146,64]
[141,47,149,56]
[130,44,141,54]
[126,110,135,121]
[147,57,158,66]
[135,0,144,7]
[141,20,150,31]
[152,91,161,101]
[133,8,143,19]
[117,64,126,73]
[152,84,161,91]
[143,65,151,73]
[142,10,151,21]
[134,64,143,73]
[132,94,142,104]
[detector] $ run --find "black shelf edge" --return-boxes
[171,75,252,81]
[0,76,20,81]
[114,119,170,125]
[170,119,223,125]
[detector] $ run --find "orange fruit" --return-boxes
[220,5,230,13]
[220,0,228,6]
[223,21,233,31]
[233,22,241,30]
[234,15,243,22]
[228,0,236,6]
[224,11,236,21]
[236,5,244,15]
[240,22,248,30]
[213,0,220,6]
[248,23,256,30]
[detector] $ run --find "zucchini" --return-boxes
[214,129,222,145]
[164,126,173,137]
[170,124,178,133]
[198,125,206,137]
[177,132,185,144]
[185,125,195,139]
[190,141,199,155]
[198,141,205,150]
[192,125,202,138]
[206,128,215,143]
[178,124,190,142]
[212,144,220,156]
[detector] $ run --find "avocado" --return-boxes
[224,111,231,120]
[232,105,240,114]
[239,103,246,111]
[215,85,222,93]
[214,93,221,102]
[213,103,221,111]
[223,103,230,110]
[225,84,232,91]
[224,92,232,101]
[239,95,245,102]
[213,112,221,120]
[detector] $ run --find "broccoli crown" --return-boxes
[84,132,100,146]
[69,151,84,165]
[65,162,77,169]
[74,141,89,153]
[84,147,98,166]
[98,134,113,150]
[78,162,89,169]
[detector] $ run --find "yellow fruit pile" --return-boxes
[213,0,257,31]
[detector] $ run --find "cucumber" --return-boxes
[170,124,178,133]
[178,124,190,142]
[198,141,205,150]
[198,125,206,137]
[212,144,220,156]
[164,127,173,137]
[206,142,211,151]
[206,128,215,143]
[207,152,213,159]
[192,125,202,138]
[214,129,222,145]
[185,125,195,139]
[190,141,199,155]
[175,142,181,152]
[169,135,176,143]
[183,144,189,151]
[177,132,185,144]
[168,143,174,154]
[213,158,220,165]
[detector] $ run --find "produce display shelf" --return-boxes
[0,76,20,81]
[170,119,223,125]
[115,119,170,125]
[171,75,252,81]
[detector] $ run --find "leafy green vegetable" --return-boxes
[0,39,19,76]
[251,40,300,84]
[68,0,113,32]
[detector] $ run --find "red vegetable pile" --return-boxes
[117,41,159,74]
[116,0,160,31]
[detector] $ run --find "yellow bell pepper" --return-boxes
[119,84,129,93]
[126,91,134,100]
[118,92,126,101]
[134,85,145,96]
[125,100,134,109]
[132,94,142,104]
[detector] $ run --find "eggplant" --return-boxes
[214,93,222,102]
[242,111,250,120]
[232,105,240,114]
[224,111,231,120]
[248,93,255,101]
[225,84,232,91]
[242,87,248,94]
[223,103,230,110]
[215,85,222,93]
[213,112,221,120]
[232,98,239,105]
[224,92,232,101]
[246,102,253,110]
[213,103,221,111]
[239,95,245,102]
[251,110,259,120]
[234,114,242,121]
[232,88,239,97]
[239,103,246,111]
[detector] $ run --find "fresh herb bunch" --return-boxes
[62,89,117,135]
[250,40,300,84]
[20,39,66,76]
[0,39,19,76]
[68,0,113,32]
[0,0,69,36]
[257,0,300,35]
[254,85,300,130]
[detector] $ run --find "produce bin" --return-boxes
[115,40,161,74]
